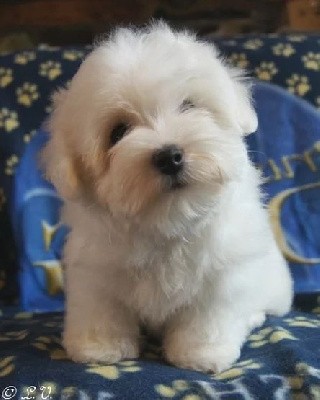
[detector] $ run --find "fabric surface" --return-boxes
[216,33,320,109]
[0,305,320,399]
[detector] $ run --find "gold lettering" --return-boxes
[267,159,282,180]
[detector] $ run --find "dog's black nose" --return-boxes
[152,145,184,176]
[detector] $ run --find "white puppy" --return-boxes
[42,23,293,373]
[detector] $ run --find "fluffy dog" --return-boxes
[42,23,293,373]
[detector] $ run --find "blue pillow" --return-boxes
[12,82,320,312]
[0,46,89,305]
[12,130,67,312]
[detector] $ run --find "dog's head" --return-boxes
[42,23,257,236]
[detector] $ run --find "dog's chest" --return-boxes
[118,238,209,326]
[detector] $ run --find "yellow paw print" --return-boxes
[284,315,320,328]
[14,311,33,319]
[87,360,141,380]
[243,39,263,50]
[24,129,37,143]
[0,329,28,342]
[0,68,13,87]
[0,188,6,211]
[272,43,296,57]
[38,44,60,51]
[0,356,15,377]
[39,61,62,80]
[16,82,39,107]
[33,335,68,360]
[254,62,278,81]
[302,52,320,71]
[228,53,249,68]
[288,35,306,42]
[214,359,262,380]
[287,74,311,96]
[5,154,19,175]
[155,380,197,399]
[312,296,320,314]
[63,50,84,61]
[0,108,19,132]
[248,326,296,348]
[14,51,36,65]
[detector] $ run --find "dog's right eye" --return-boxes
[110,123,128,146]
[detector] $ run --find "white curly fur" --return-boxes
[41,22,293,372]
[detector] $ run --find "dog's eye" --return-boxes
[180,99,195,112]
[110,123,129,146]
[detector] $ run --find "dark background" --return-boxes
[0,0,319,53]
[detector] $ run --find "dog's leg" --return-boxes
[164,305,265,373]
[63,268,139,364]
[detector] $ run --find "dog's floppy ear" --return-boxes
[232,77,258,136]
[41,88,80,200]
[228,69,258,136]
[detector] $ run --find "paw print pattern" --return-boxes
[155,380,197,399]
[0,108,19,132]
[243,39,263,50]
[87,360,141,380]
[214,359,262,380]
[228,53,249,68]
[302,52,320,71]
[0,188,6,211]
[288,35,306,42]
[0,68,13,87]
[5,154,19,175]
[39,61,62,80]
[14,312,33,319]
[63,50,84,61]
[284,316,320,328]
[272,43,295,57]
[287,74,311,96]
[0,356,15,377]
[16,82,39,107]
[248,326,296,348]
[254,62,278,81]
[38,44,60,51]
[24,129,37,143]
[14,51,36,65]
[0,330,28,342]
[312,296,320,314]
[33,335,68,360]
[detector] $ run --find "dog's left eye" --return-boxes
[110,123,129,146]
[180,99,195,112]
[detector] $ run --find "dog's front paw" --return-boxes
[64,331,139,364]
[164,337,240,373]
